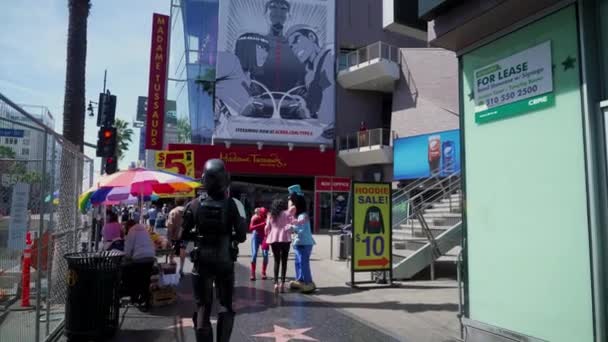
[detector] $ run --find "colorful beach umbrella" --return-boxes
[78,168,200,213]
[96,168,200,196]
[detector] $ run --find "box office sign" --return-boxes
[474,41,554,124]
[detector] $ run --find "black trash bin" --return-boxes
[64,251,124,341]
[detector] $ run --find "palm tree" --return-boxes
[114,118,133,161]
[176,117,192,143]
[195,68,216,98]
[62,0,90,150]
[54,0,91,305]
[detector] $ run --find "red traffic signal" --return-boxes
[104,156,118,174]
[96,126,117,158]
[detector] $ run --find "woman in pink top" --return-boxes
[265,198,294,293]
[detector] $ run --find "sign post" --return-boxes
[348,182,393,287]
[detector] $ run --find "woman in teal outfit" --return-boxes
[287,185,316,293]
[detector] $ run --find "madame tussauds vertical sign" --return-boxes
[145,13,170,149]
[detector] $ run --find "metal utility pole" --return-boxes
[103,69,107,93]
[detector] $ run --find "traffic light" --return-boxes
[96,126,117,158]
[97,92,117,127]
[104,156,118,175]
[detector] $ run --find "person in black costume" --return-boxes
[182,159,247,342]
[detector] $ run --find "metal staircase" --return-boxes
[392,172,462,280]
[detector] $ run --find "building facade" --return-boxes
[162,0,459,230]
[415,0,608,341]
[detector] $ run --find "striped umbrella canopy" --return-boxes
[78,168,200,213]
[96,167,200,195]
[78,189,160,213]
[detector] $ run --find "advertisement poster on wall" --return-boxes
[393,129,461,180]
[214,0,336,144]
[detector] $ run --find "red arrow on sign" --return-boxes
[358,257,389,267]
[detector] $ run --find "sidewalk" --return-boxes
[238,233,462,342]
[58,261,402,342]
[52,233,462,342]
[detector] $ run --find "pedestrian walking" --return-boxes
[131,207,141,223]
[147,205,158,228]
[287,185,316,293]
[181,159,247,342]
[249,207,269,280]
[121,206,129,223]
[265,198,293,293]
[167,198,187,276]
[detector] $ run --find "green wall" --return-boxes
[461,6,594,341]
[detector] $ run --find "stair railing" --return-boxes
[392,171,461,231]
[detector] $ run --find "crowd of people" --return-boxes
[96,181,317,314]
[100,203,180,311]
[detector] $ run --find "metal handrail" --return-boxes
[392,169,456,203]
[337,128,392,151]
[339,41,400,71]
[409,176,461,215]
[392,174,461,230]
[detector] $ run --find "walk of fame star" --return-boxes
[253,325,319,342]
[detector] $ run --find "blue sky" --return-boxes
[0,0,170,171]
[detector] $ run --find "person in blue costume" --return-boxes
[287,185,316,293]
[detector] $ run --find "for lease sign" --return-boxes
[474,41,554,124]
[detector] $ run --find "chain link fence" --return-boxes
[0,93,94,342]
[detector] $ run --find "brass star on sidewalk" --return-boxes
[562,56,576,70]
[253,325,319,342]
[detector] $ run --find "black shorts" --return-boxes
[172,240,185,254]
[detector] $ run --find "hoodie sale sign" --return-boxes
[352,182,392,272]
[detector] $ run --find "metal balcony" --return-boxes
[337,128,393,167]
[337,42,401,93]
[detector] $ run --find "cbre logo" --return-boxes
[528,96,548,106]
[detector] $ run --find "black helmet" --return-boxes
[202,159,230,198]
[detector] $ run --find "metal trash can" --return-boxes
[339,234,351,260]
[64,251,124,341]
